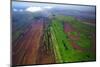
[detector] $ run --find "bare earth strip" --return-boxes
[36,19,56,64]
[12,19,44,65]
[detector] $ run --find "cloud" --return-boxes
[19,9,24,12]
[13,8,18,12]
[13,8,24,12]
[26,7,43,12]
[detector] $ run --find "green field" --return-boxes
[49,15,96,63]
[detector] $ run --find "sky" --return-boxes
[12,1,96,13]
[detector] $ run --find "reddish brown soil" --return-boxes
[36,19,56,64]
[12,18,55,65]
[64,22,74,32]
[36,48,55,64]
[12,19,44,65]
[70,41,84,51]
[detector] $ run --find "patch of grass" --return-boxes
[50,16,96,62]
[50,27,63,63]
[68,32,78,36]
[77,33,92,49]
[55,15,96,33]
[55,15,95,49]
[50,19,73,62]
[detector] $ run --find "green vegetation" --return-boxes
[50,19,74,62]
[55,15,95,33]
[77,33,92,48]
[68,32,78,36]
[50,15,96,63]
[55,15,95,49]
